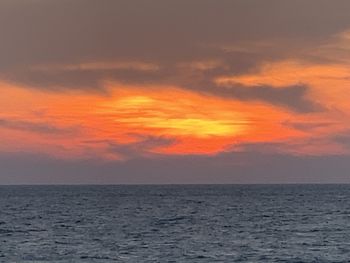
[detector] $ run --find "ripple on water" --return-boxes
[0,185,350,262]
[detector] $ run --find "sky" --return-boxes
[1,0,350,184]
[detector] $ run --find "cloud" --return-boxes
[283,121,338,133]
[1,0,350,91]
[202,84,323,113]
[2,0,350,66]
[31,62,159,72]
[233,140,344,157]
[1,0,350,117]
[333,132,350,150]
[1,1,350,184]
[0,118,77,135]
[82,135,176,160]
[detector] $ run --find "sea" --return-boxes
[0,185,350,262]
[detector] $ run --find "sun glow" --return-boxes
[98,89,247,139]
[1,70,348,159]
[0,83,255,158]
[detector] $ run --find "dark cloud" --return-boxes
[3,63,322,112]
[203,84,323,113]
[82,135,175,159]
[283,121,334,131]
[1,0,350,69]
[1,1,350,81]
[0,118,78,135]
[333,133,350,150]
[231,142,289,155]
[3,68,165,91]
[108,135,175,158]
[2,0,349,113]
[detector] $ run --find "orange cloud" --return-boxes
[216,30,350,115]
[31,61,160,72]
[1,60,349,160]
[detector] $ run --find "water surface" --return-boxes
[0,185,349,262]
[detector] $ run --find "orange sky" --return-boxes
[1,1,350,165]
[1,61,349,160]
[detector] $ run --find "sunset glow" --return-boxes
[1,73,349,160]
[1,0,350,184]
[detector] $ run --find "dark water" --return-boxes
[1,185,350,262]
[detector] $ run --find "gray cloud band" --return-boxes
[1,0,350,113]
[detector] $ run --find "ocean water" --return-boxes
[0,185,350,262]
